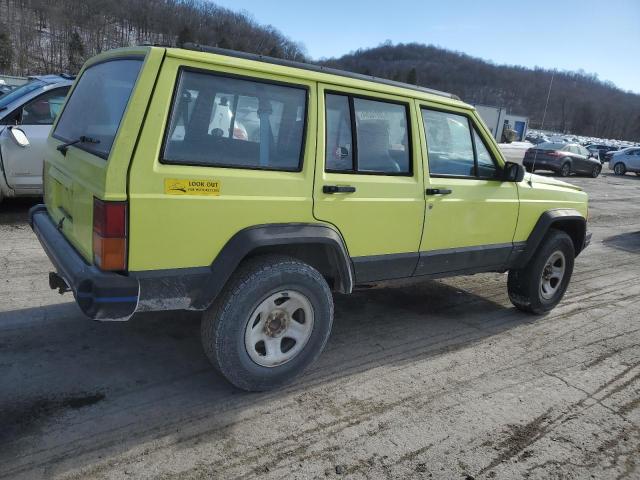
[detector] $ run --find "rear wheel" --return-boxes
[559,161,571,177]
[508,230,575,314]
[590,164,601,178]
[201,254,333,391]
[613,162,626,175]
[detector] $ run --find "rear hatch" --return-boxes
[44,47,164,265]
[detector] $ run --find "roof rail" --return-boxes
[181,43,459,101]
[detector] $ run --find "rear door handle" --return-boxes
[426,188,452,195]
[323,185,356,194]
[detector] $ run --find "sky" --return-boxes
[211,0,640,94]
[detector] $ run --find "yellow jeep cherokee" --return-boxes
[29,45,590,391]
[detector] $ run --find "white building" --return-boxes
[474,104,529,142]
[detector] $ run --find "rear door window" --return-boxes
[324,93,411,175]
[53,58,143,159]
[162,70,307,171]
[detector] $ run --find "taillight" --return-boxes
[93,198,127,271]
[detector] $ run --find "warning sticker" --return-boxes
[164,179,221,196]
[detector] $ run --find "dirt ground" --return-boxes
[1,171,639,480]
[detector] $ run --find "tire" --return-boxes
[559,161,571,177]
[201,254,333,391]
[613,162,626,175]
[590,164,601,178]
[508,230,575,314]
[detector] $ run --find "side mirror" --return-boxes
[8,127,29,147]
[503,161,525,182]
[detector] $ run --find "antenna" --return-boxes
[529,70,555,186]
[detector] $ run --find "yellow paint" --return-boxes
[42,45,589,274]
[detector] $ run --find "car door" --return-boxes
[415,104,519,275]
[0,87,69,191]
[312,84,425,282]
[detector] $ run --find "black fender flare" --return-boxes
[512,209,587,268]
[134,223,354,312]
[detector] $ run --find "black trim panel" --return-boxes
[512,209,587,268]
[415,243,514,277]
[352,253,419,283]
[131,223,354,311]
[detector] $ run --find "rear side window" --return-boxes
[53,59,142,159]
[325,93,411,175]
[162,70,307,171]
[422,109,499,178]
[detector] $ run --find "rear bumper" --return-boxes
[29,204,139,320]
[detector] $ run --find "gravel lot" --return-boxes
[1,172,639,480]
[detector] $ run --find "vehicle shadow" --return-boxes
[0,277,530,478]
[0,198,40,225]
[603,231,640,253]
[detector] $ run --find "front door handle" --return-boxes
[323,185,356,194]
[426,188,452,195]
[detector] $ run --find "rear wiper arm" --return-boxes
[56,136,100,156]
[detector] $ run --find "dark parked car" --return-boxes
[586,144,618,163]
[523,142,602,177]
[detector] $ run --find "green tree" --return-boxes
[68,31,85,73]
[0,30,12,72]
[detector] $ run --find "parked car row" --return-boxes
[0,74,73,203]
[527,129,638,163]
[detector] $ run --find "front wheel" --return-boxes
[201,254,334,391]
[613,162,626,175]
[508,230,575,314]
[590,164,601,178]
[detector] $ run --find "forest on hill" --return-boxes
[0,0,638,141]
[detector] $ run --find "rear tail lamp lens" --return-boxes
[93,198,127,271]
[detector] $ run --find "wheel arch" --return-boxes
[198,223,354,309]
[514,209,587,268]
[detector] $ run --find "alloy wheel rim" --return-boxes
[539,250,566,300]
[244,290,314,367]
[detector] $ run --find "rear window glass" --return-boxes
[162,70,307,171]
[53,59,143,159]
[536,142,565,150]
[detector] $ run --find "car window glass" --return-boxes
[423,109,475,176]
[163,70,307,171]
[54,59,142,158]
[473,128,499,178]
[325,94,353,171]
[21,88,68,125]
[353,98,410,174]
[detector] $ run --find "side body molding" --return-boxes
[510,208,587,269]
[132,223,354,311]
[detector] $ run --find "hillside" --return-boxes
[0,0,306,74]
[321,43,640,141]
[0,1,638,141]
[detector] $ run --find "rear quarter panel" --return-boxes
[127,54,318,271]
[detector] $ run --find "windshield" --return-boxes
[0,80,45,109]
[53,58,142,159]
